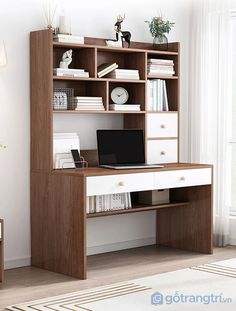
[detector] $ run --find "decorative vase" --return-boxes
[153,34,168,51]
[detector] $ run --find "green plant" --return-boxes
[145,16,174,37]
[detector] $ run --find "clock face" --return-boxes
[111,87,129,104]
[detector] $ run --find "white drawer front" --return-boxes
[147,113,178,138]
[147,140,178,164]
[154,168,212,190]
[87,172,155,196]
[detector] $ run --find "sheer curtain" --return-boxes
[189,0,233,246]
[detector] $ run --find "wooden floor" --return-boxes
[0,245,236,310]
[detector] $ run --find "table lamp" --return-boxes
[0,40,7,67]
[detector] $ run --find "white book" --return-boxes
[148,70,175,75]
[74,96,103,100]
[54,72,89,77]
[153,80,157,111]
[148,58,174,65]
[54,68,85,73]
[86,197,90,214]
[109,104,140,111]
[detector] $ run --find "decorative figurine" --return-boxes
[59,49,73,69]
[106,14,131,48]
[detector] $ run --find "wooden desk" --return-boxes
[0,219,3,283]
[31,163,213,279]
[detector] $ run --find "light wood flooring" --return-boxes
[0,246,236,310]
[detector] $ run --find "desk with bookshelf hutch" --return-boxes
[30,29,213,279]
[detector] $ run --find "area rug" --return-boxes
[7,258,236,310]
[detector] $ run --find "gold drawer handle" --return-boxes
[160,151,166,156]
[160,124,166,129]
[180,176,186,181]
[118,181,125,186]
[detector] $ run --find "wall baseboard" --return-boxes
[5,257,31,270]
[87,237,156,255]
[4,238,156,269]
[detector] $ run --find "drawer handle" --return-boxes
[160,151,166,156]
[118,181,125,186]
[180,176,186,181]
[160,124,166,129]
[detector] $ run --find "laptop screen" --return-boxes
[97,129,145,165]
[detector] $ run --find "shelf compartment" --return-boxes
[87,202,189,218]
[97,50,146,80]
[53,80,108,110]
[146,79,179,112]
[53,46,96,78]
[109,82,146,111]
[147,53,179,77]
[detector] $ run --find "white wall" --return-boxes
[0,0,191,268]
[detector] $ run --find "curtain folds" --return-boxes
[189,0,233,246]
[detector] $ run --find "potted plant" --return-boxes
[145,16,174,50]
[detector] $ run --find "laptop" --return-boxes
[97,129,164,169]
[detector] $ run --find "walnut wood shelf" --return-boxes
[53,110,146,114]
[53,76,146,83]
[87,202,190,218]
[147,75,179,80]
[53,41,179,55]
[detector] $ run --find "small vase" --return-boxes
[153,34,168,51]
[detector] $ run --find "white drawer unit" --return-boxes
[146,113,178,138]
[154,168,212,190]
[87,172,155,196]
[147,139,178,164]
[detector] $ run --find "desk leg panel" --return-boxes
[156,185,213,254]
[31,172,87,279]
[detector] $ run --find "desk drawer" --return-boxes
[147,113,178,138]
[147,140,178,164]
[154,168,212,189]
[87,172,155,196]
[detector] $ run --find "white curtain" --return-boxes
[189,0,234,246]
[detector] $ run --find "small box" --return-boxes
[139,189,169,205]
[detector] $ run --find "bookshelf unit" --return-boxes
[31,29,180,170]
[30,30,213,279]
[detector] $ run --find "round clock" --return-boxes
[111,87,129,104]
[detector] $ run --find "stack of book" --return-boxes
[73,96,105,111]
[87,193,132,213]
[105,69,140,80]
[109,104,141,111]
[147,59,175,76]
[53,34,84,44]
[97,62,118,78]
[53,68,89,78]
[147,79,169,111]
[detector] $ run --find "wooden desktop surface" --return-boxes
[52,162,213,177]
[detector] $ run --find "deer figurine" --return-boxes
[106,14,131,48]
[115,14,131,48]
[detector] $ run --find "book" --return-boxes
[109,104,141,111]
[53,68,89,78]
[86,193,132,214]
[146,79,169,112]
[105,69,140,80]
[97,63,118,78]
[53,34,84,44]
[148,58,174,65]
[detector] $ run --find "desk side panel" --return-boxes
[156,184,213,254]
[31,172,86,279]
